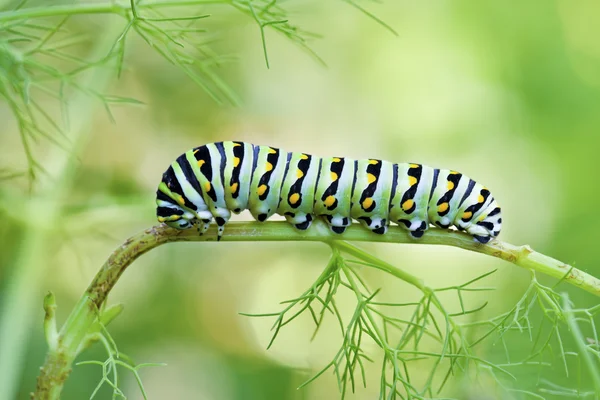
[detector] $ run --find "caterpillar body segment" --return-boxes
[222,141,253,214]
[248,145,287,223]
[277,152,319,229]
[350,159,394,235]
[157,141,502,243]
[389,163,433,238]
[314,157,354,234]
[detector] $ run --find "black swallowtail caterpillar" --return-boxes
[156,141,502,243]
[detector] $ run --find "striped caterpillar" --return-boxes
[156,141,502,243]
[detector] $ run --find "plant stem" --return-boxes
[331,240,426,290]
[562,293,600,392]
[0,1,225,22]
[32,220,600,398]
[330,239,472,371]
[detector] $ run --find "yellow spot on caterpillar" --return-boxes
[176,195,185,205]
[170,215,180,221]
[233,157,240,167]
[447,181,455,190]
[268,148,277,154]
[367,173,376,184]
[479,214,486,221]
[230,182,238,193]
[408,176,418,186]
[402,199,414,211]
[478,195,484,203]
[193,149,199,154]
[296,169,304,179]
[438,202,449,213]
[332,157,341,162]
[449,170,459,175]
[233,143,241,147]
[462,211,473,220]
[197,160,205,168]
[330,172,338,181]
[289,193,300,204]
[324,195,336,207]
[409,163,420,169]
[369,159,379,165]
[265,162,273,172]
[300,154,309,160]
[362,197,373,209]
[257,184,268,196]
[204,182,211,192]
[158,217,165,222]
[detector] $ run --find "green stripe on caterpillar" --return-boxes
[156,141,502,243]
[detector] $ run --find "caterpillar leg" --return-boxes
[193,218,212,235]
[323,214,351,234]
[397,219,428,239]
[284,212,314,231]
[206,204,231,241]
[472,235,492,244]
[357,216,388,235]
[214,216,229,241]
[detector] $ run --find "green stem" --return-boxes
[337,251,391,348]
[0,0,226,22]
[32,220,600,399]
[331,239,472,369]
[562,293,600,391]
[0,3,125,21]
[331,240,426,290]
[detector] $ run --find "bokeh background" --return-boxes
[1,0,599,399]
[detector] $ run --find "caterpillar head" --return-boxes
[466,205,502,244]
[164,216,195,230]
[156,191,196,230]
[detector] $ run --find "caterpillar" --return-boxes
[156,141,502,243]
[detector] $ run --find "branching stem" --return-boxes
[0,1,223,22]
[32,220,600,399]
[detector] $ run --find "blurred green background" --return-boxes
[1,0,599,399]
